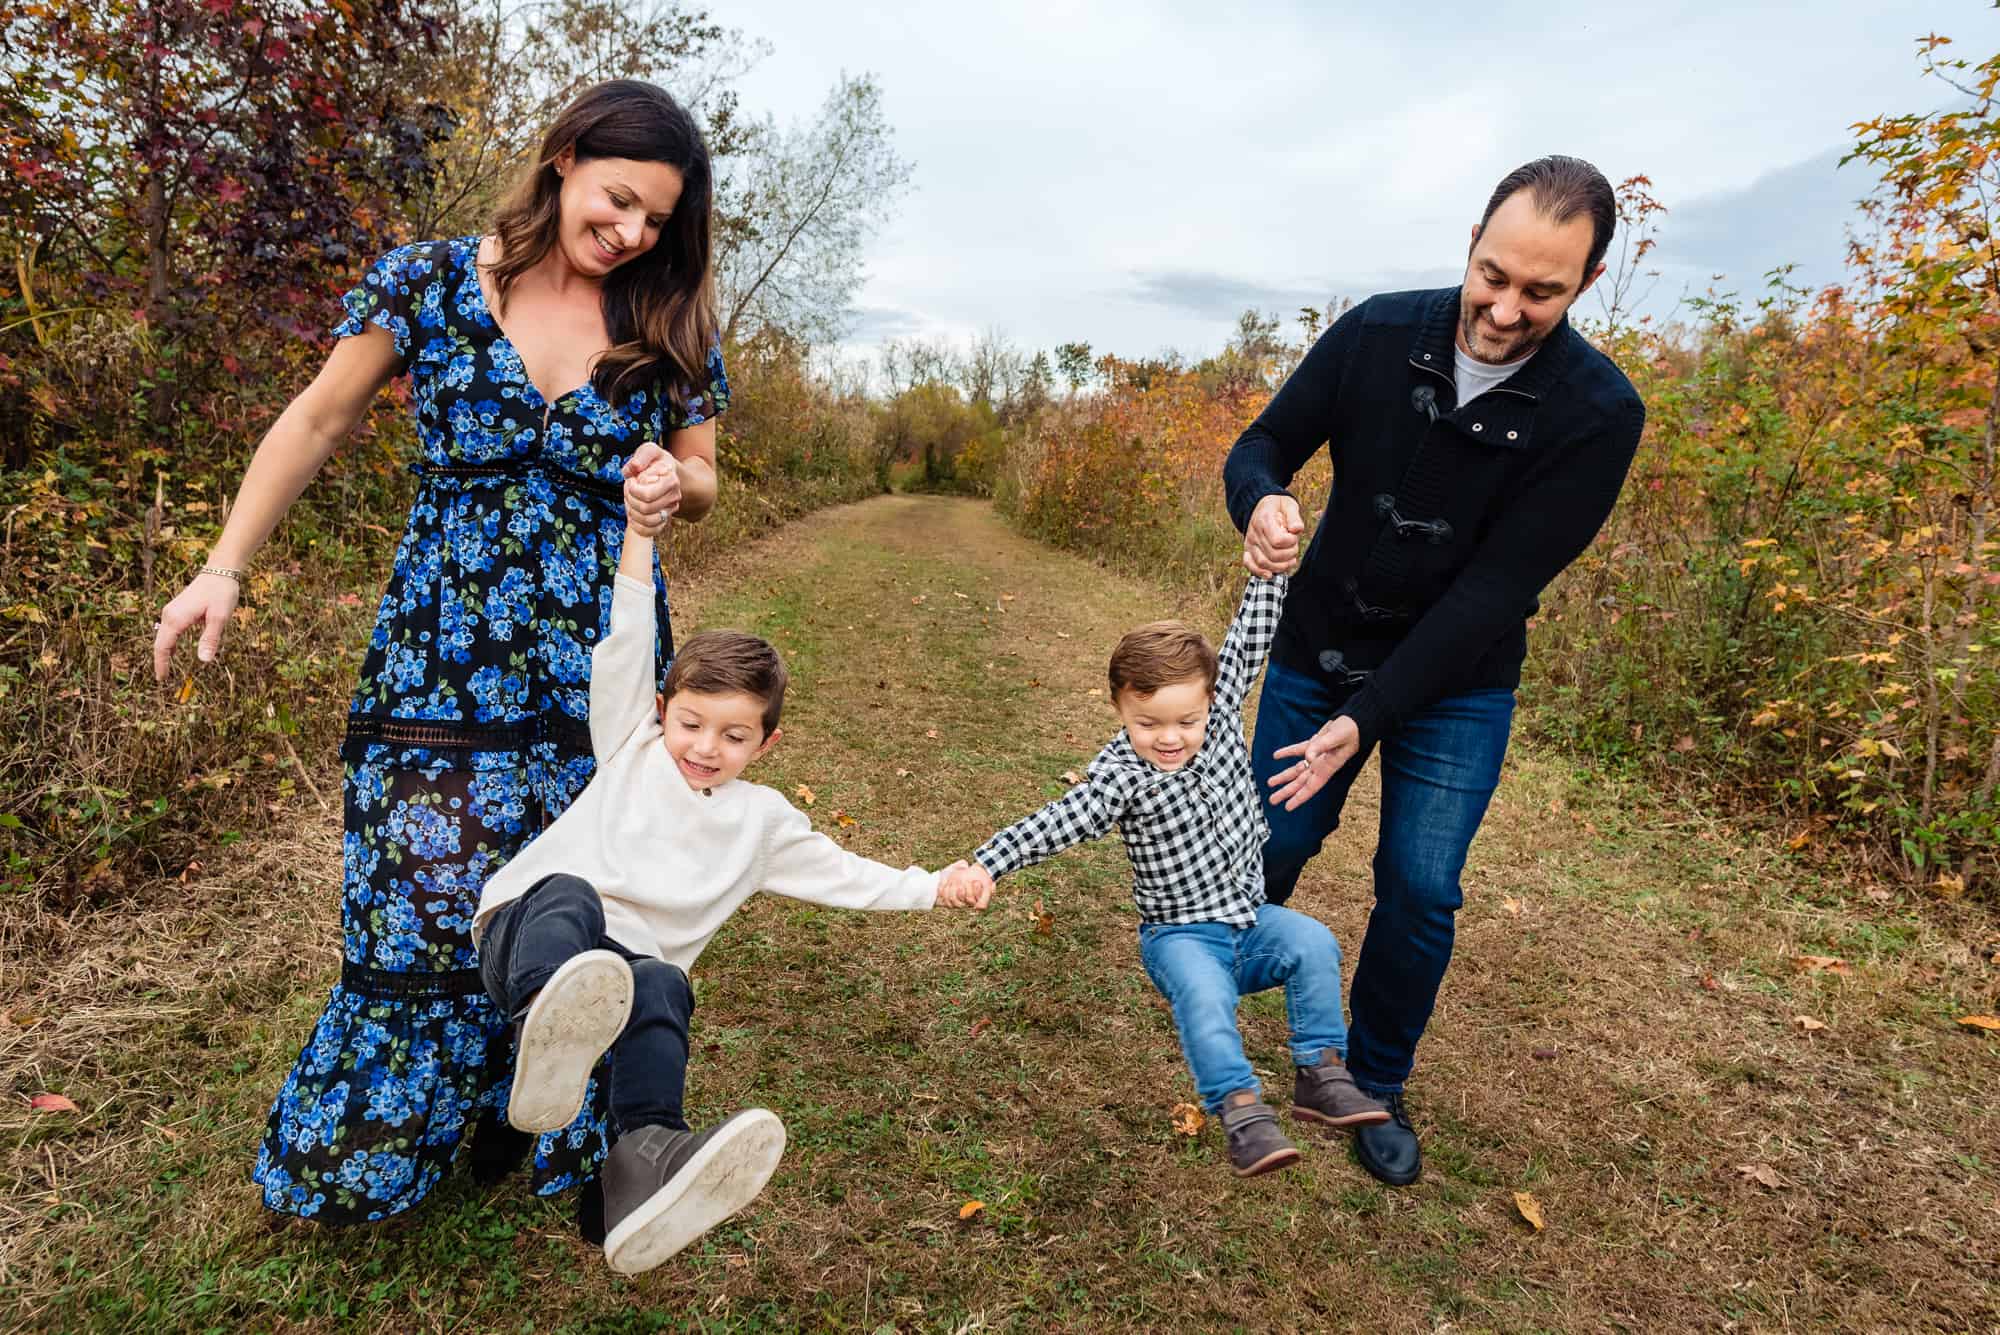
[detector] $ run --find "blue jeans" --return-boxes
[1250,660,1514,1096]
[1137,904,1349,1112]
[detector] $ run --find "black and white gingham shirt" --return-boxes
[974,574,1288,928]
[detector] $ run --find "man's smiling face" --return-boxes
[1458,190,1604,365]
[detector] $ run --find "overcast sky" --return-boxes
[713,1,1994,362]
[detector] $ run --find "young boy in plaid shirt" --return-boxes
[957,574,1387,1176]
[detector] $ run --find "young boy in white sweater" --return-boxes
[474,443,990,1275]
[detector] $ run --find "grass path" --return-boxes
[4,495,1997,1332]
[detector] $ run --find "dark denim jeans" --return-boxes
[478,873,694,1134]
[1249,660,1514,1095]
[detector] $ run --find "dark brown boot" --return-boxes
[1291,1050,1391,1130]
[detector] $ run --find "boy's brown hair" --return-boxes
[1107,621,1219,702]
[662,630,788,734]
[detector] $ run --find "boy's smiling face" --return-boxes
[1115,677,1212,772]
[658,688,779,790]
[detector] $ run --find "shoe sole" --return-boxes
[507,950,634,1134]
[1232,1144,1302,1177]
[603,1109,787,1275]
[1292,1105,1394,1131]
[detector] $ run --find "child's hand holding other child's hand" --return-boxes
[622,441,681,538]
[935,859,993,910]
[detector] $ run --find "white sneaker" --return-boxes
[506,949,633,1134]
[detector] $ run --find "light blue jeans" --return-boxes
[1137,904,1348,1112]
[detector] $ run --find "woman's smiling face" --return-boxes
[553,149,685,278]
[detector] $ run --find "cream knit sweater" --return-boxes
[474,574,938,971]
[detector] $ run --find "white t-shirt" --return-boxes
[473,574,938,971]
[1454,343,1533,405]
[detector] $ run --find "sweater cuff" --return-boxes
[1334,682,1394,754]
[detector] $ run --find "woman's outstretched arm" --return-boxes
[152,326,402,679]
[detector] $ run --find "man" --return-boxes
[1223,155,1644,1186]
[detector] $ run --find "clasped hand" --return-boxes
[935,859,994,910]
[1243,493,1305,577]
[622,441,682,537]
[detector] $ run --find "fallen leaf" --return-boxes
[1032,898,1054,935]
[833,810,858,829]
[1500,896,1522,917]
[958,1200,985,1220]
[1933,871,1966,898]
[1786,829,1813,852]
[1793,1015,1827,1033]
[794,784,816,806]
[29,1093,78,1114]
[969,1016,993,1038]
[1793,954,1852,976]
[1513,1191,1545,1232]
[176,676,196,704]
[1673,734,1696,753]
[1060,769,1083,785]
[1956,1015,2000,1032]
[1700,974,1720,991]
[1736,1162,1785,1190]
[1170,1102,1204,1136]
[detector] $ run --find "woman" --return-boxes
[152,79,728,1223]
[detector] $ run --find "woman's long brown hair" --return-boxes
[487,79,717,411]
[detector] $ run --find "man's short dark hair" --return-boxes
[1479,155,1617,278]
[663,630,787,735]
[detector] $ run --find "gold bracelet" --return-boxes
[199,564,244,583]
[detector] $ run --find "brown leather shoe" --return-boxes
[1220,1090,1301,1177]
[1291,1050,1391,1130]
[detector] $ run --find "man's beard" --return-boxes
[1458,301,1545,365]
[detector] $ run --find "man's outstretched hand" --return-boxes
[1266,715,1361,810]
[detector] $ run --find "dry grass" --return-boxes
[2,496,1996,1332]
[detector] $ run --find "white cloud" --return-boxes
[709,0,1992,360]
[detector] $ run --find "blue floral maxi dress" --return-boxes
[250,237,728,1222]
